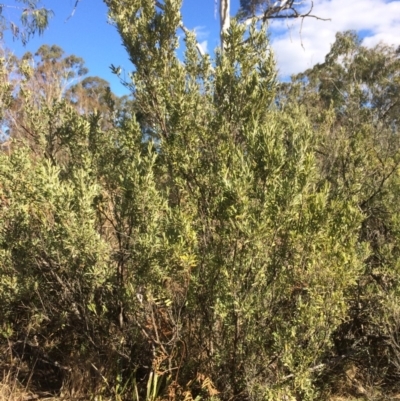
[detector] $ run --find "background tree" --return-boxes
[24,44,87,103]
[65,76,135,130]
[66,76,112,115]
[0,44,128,156]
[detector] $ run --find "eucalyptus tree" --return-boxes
[0,44,126,161]
[67,76,110,112]
[2,45,87,155]
[25,44,88,103]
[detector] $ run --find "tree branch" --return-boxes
[243,0,330,26]
[65,0,82,22]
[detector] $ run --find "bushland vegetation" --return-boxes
[1,1,400,400]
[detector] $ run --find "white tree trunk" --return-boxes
[219,0,230,50]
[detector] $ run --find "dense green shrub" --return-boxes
[2,3,400,401]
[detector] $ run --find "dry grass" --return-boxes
[0,371,83,401]
[1,363,400,401]
[0,372,36,401]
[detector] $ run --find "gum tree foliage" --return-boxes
[0,5,367,401]
[279,31,400,389]
[0,0,54,44]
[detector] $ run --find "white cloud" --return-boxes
[199,40,209,54]
[193,26,210,41]
[192,26,209,54]
[269,0,400,77]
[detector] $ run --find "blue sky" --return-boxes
[2,0,400,97]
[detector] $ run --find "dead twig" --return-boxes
[65,0,82,22]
